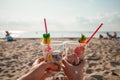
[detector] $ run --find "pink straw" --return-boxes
[44,18,48,33]
[86,23,103,45]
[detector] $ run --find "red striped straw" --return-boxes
[44,18,48,33]
[85,23,103,46]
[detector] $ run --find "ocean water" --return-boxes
[0,31,120,38]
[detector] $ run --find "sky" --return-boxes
[0,0,120,31]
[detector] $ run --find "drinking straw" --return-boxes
[85,23,103,46]
[44,18,48,33]
[43,18,51,50]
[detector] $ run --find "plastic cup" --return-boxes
[65,41,85,65]
[41,41,65,66]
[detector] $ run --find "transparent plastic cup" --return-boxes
[41,41,65,68]
[65,41,85,65]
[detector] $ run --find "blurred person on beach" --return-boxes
[106,32,117,40]
[5,31,16,41]
[99,34,104,39]
[99,34,108,39]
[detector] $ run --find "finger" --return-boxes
[44,63,59,71]
[66,54,73,64]
[66,54,76,64]
[74,54,79,65]
[62,59,72,68]
[32,57,44,66]
[38,57,44,63]
[61,66,69,77]
[71,54,75,63]
[32,59,40,66]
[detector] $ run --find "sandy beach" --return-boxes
[0,38,120,80]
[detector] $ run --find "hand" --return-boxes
[62,59,85,80]
[17,57,59,80]
[66,45,85,65]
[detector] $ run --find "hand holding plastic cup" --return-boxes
[65,41,85,66]
[65,23,103,66]
[41,18,65,71]
[41,41,64,70]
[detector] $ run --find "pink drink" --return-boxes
[65,41,85,65]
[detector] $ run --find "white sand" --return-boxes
[0,38,120,80]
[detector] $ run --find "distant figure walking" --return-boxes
[5,31,15,41]
[106,32,117,40]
